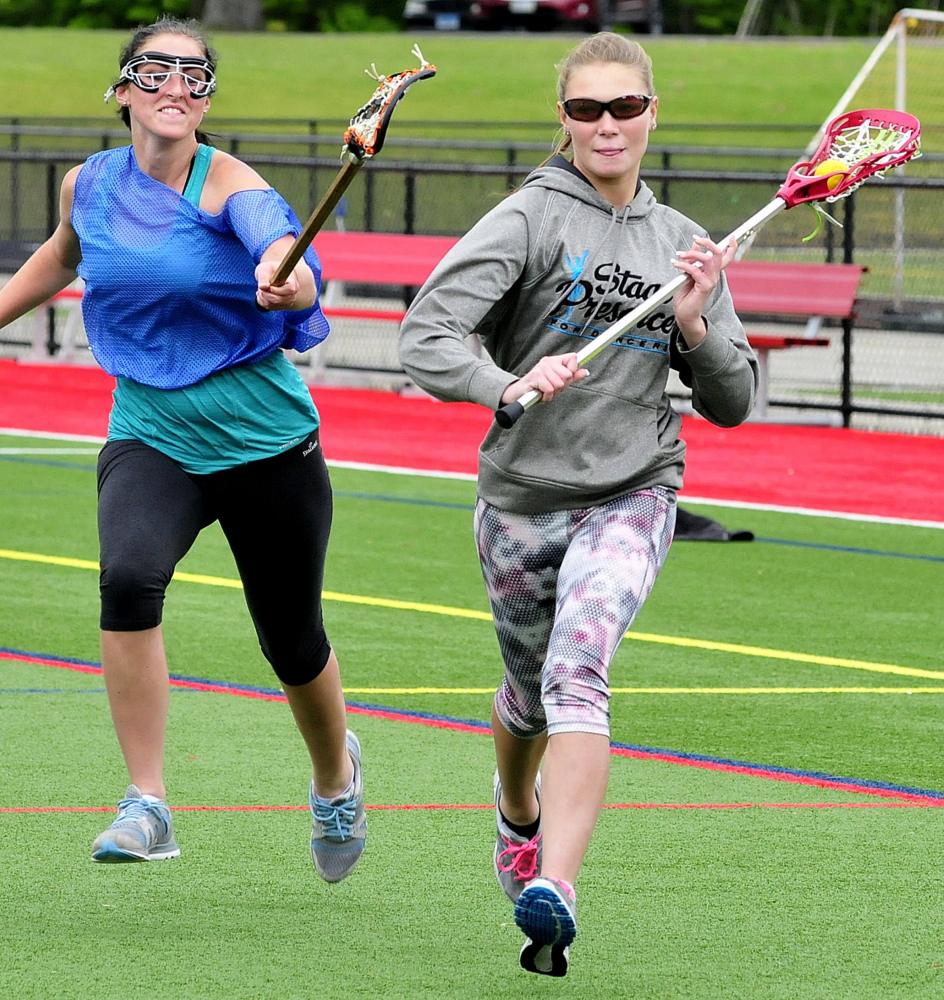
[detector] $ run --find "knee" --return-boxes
[494,681,546,740]
[543,663,611,736]
[261,631,332,686]
[99,556,169,632]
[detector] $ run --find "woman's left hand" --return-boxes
[255,260,299,311]
[671,235,737,348]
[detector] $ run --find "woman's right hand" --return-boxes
[500,352,589,405]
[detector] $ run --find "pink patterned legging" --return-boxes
[474,487,675,740]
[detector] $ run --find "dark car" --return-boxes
[402,0,476,30]
[468,0,662,32]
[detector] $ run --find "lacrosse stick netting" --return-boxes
[783,108,921,206]
[343,44,436,160]
[776,108,922,237]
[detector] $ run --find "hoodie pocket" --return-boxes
[482,389,683,504]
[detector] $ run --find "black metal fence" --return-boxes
[1,121,942,431]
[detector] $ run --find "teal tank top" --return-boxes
[107,145,319,474]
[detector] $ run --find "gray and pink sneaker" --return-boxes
[515,876,577,977]
[493,770,542,902]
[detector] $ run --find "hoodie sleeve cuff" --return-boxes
[467,362,520,410]
[676,320,734,375]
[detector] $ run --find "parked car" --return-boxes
[402,0,476,30]
[468,0,662,32]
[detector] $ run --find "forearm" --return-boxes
[0,240,79,329]
[676,315,707,350]
[257,239,316,311]
[400,324,515,408]
[280,256,315,311]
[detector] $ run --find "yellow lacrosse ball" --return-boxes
[813,158,849,191]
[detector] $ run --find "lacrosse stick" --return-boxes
[494,108,921,429]
[270,45,435,288]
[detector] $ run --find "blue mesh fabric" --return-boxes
[72,146,330,389]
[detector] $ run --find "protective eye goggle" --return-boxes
[105,51,217,102]
[562,94,654,123]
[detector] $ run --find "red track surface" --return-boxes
[1,358,942,523]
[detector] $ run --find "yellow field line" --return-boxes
[322,590,491,621]
[2,546,942,682]
[621,631,944,680]
[0,550,101,572]
[613,686,944,694]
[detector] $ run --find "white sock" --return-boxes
[316,778,354,804]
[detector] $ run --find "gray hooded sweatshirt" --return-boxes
[399,156,758,514]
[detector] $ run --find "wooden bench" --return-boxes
[33,233,865,421]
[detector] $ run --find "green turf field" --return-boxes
[2,431,944,999]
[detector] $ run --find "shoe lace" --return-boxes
[313,798,357,841]
[496,833,541,883]
[115,796,153,824]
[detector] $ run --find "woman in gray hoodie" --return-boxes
[399,32,757,977]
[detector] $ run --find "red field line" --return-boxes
[6,648,944,806]
[608,745,943,804]
[3,801,942,814]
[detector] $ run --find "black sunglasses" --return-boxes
[562,95,653,123]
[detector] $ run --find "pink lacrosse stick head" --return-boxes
[777,108,921,208]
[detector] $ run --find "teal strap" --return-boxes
[182,144,214,206]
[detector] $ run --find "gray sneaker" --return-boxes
[493,771,542,903]
[515,876,577,977]
[91,784,180,863]
[309,730,367,882]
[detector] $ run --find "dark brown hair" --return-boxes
[109,16,218,146]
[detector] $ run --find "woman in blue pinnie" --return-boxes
[0,17,366,881]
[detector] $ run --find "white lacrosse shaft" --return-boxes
[493,196,788,429]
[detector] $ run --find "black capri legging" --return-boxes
[97,430,334,686]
